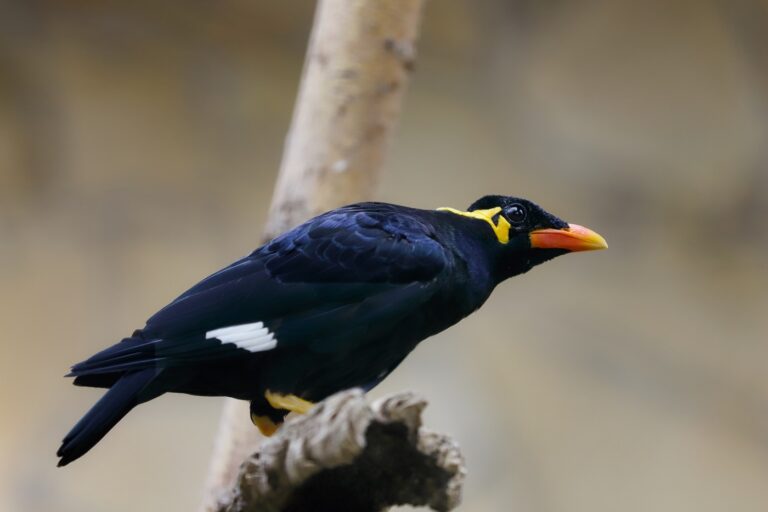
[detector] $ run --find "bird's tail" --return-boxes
[57,368,159,466]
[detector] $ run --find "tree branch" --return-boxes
[217,390,466,512]
[264,0,425,240]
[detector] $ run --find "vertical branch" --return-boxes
[264,0,424,239]
[200,1,426,510]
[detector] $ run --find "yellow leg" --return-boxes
[264,390,314,415]
[251,412,280,437]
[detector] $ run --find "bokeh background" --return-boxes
[2,1,768,511]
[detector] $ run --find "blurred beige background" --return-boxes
[2,1,767,511]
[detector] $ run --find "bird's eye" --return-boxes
[504,204,527,224]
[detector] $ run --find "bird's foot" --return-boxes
[250,412,280,437]
[265,390,314,415]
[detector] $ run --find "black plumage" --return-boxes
[57,196,606,466]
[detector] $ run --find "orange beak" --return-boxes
[529,224,608,252]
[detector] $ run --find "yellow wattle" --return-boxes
[437,206,511,244]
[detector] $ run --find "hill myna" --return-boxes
[57,195,606,466]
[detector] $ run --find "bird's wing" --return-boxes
[71,205,451,374]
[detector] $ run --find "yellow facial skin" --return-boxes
[437,207,511,244]
[438,206,607,252]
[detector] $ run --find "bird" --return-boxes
[57,195,606,466]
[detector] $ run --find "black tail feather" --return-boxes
[57,368,159,466]
[68,336,156,376]
[73,373,122,388]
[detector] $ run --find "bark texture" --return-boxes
[200,1,426,510]
[218,390,465,512]
[264,0,425,239]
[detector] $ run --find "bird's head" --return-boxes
[439,195,607,280]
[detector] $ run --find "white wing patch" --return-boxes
[205,322,277,353]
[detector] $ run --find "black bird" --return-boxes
[57,195,606,466]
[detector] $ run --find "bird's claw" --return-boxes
[265,390,314,414]
[251,412,280,437]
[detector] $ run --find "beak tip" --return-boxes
[590,235,609,251]
[567,224,608,252]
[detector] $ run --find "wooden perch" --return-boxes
[200,1,427,510]
[264,0,426,239]
[217,390,466,512]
